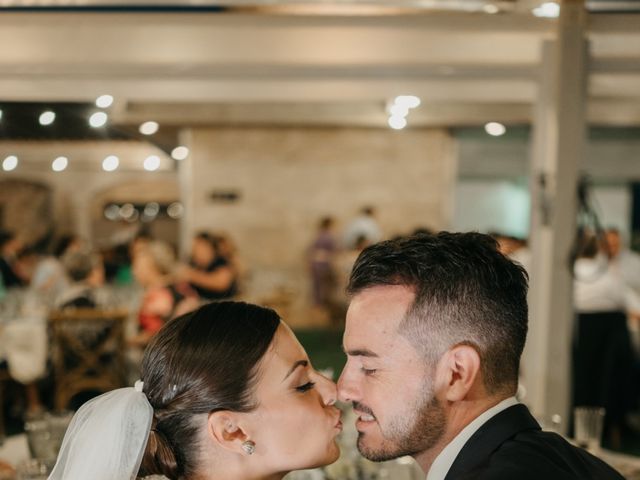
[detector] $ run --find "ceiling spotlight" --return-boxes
[389,104,410,118]
[388,116,408,130]
[2,155,18,171]
[484,122,507,136]
[143,155,161,171]
[39,111,56,126]
[125,210,140,222]
[142,202,160,222]
[532,2,560,18]
[95,94,114,108]
[143,202,160,218]
[394,95,421,109]
[89,111,108,128]
[139,121,159,135]
[483,4,500,14]
[104,204,120,221]
[171,146,189,161]
[120,203,135,219]
[52,156,68,172]
[167,202,184,219]
[102,155,119,172]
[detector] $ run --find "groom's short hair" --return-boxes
[347,232,529,396]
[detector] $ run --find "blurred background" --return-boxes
[2,0,640,477]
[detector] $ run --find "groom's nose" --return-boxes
[316,374,338,406]
[337,364,358,403]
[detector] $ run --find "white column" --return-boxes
[524,0,587,428]
[177,128,195,259]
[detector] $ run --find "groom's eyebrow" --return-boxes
[283,360,308,380]
[344,348,379,358]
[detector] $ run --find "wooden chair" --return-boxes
[49,308,128,411]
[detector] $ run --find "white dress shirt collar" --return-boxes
[425,396,519,480]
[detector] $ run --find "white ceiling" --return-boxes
[0,5,639,128]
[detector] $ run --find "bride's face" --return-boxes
[246,323,342,473]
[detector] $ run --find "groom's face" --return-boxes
[338,285,446,461]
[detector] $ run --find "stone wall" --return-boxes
[181,126,457,326]
[0,141,178,248]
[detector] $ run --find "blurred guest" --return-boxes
[14,246,40,285]
[129,231,153,261]
[30,234,81,296]
[308,216,338,308]
[604,228,640,293]
[102,243,134,285]
[214,232,246,292]
[0,231,26,288]
[0,461,13,478]
[130,241,198,347]
[493,233,531,274]
[602,228,640,424]
[55,248,105,309]
[178,232,237,301]
[331,234,369,325]
[111,231,154,285]
[572,232,637,448]
[343,206,382,249]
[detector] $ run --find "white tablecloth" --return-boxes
[0,435,29,465]
[0,317,48,384]
[599,448,640,479]
[1,432,637,479]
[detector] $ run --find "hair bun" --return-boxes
[139,426,179,480]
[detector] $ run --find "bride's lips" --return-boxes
[332,410,343,430]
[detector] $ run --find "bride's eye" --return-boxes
[295,381,316,393]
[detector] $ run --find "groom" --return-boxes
[337,232,623,479]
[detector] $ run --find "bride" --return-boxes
[48,301,343,480]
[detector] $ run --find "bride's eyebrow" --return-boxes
[283,360,308,381]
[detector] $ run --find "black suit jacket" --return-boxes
[444,404,624,480]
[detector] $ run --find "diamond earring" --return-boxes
[242,440,256,455]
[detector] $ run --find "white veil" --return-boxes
[48,381,153,480]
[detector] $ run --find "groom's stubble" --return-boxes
[357,375,446,462]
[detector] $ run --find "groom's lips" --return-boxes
[354,408,376,430]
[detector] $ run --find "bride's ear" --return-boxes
[207,411,251,455]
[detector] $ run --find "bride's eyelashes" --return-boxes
[295,381,316,393]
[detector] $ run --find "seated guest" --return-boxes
[215,232,245,288]
[178,232,237,301]
[0,461,13,477]
[31,234,82,296]
[55,248,105,309]
[0,231,26,288]
[130,241,198,347]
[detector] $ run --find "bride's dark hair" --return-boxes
[138,301,280,479]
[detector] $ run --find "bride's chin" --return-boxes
[326,441,341,464]
[307,443,340,469]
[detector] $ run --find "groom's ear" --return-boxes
[207,411,250,454]
[439,344,482,402]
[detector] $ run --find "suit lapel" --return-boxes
[444,404,541,479]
